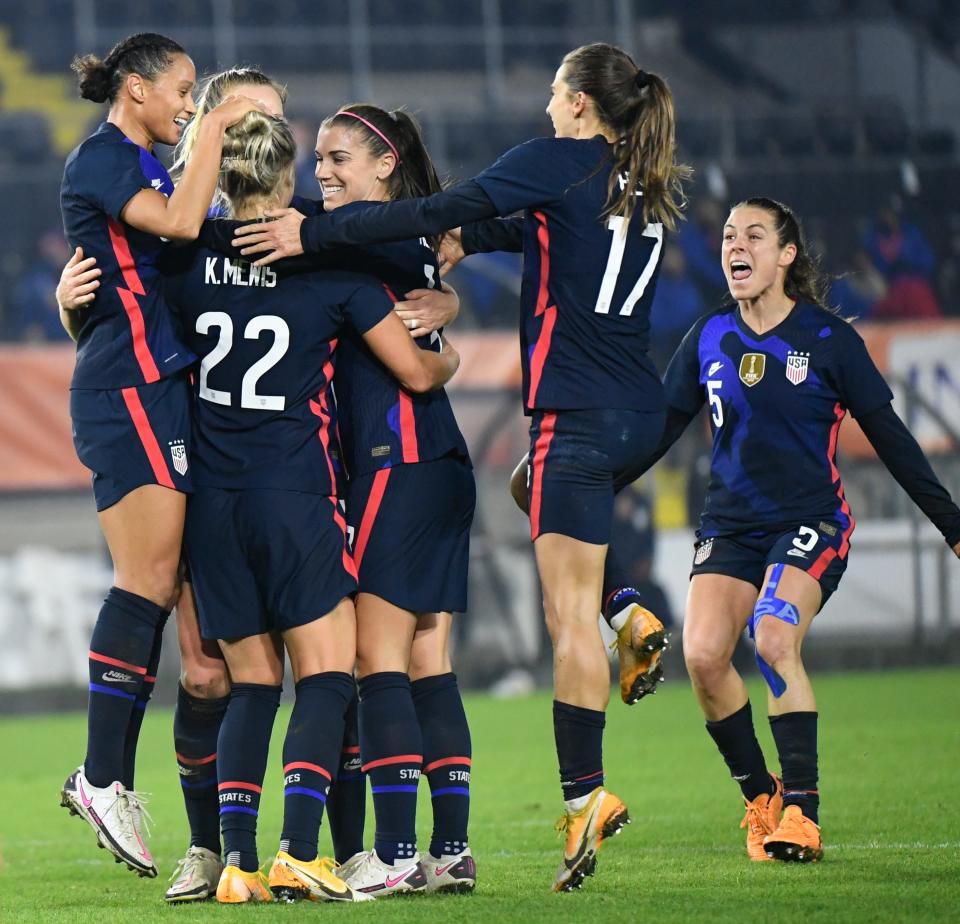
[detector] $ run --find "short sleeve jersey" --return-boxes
[325,200,469,477]
[60,122,196,389]
[664,301,893,538]
[163,242,393,495]
[473,136,665,414]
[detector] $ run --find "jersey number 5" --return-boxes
[594,217,663,316]
[195,311,290,410]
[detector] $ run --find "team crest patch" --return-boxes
[169,439,188,476]
[738,353,766,387]
[694,539,714,565]
[785,351,810,386]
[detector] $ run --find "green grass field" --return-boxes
[1,668,958,923]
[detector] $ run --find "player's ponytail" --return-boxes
[219,112,296,216]
[323,104,445,248]
[735,197,833,311]
[561,42,691,230]
[72,32,185,104]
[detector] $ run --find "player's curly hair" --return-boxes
[561,43,691,231]
[171,67,287,203]
[322,104,445,250]
[72,33,186,104]
[732,197,833,311]
[219,112,296,217]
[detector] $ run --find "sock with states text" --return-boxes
[326,685,366,863]
[769,711,819,824]
[705,701,774,802]
[412,672,471,858]
[553,700,605,808]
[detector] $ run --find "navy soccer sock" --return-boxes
[121,612,168,789]
[705,701,775,802]
[85,587,166,787]
[553,700,605,804]
[412,672,472,858]
[358,672,422,865]
[769,711,819,824]
[218,682,281,872]
[279,672,355,863]
[326,685,366,863]
[175,683,229,854]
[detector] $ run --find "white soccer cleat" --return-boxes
[60,766,157,877]
[342,849,427,896]
[165,845,224,902]
[423,847,476,893]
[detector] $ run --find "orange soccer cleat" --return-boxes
[740,775,783,862]
[764,805,824,863]
[610,605,668,704]
[552,788,630,892]
[215,865,273,903]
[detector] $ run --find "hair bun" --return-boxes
[634,69,651,90]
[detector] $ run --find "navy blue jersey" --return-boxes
[327,201,469,476]
[60,122,196,389]
[664,301,893,539]
[473,136,665,414]
[162,241,394,494]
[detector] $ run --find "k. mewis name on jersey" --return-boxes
[204,256,277,288]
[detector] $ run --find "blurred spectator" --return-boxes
[609,488,674,628]
[677,196,727,301]
[446,252,522,328]
[649,244,707,366]
[830,248,887,319]
[862,201,942,319]
[10,230,72,342]
[289,116,321,200]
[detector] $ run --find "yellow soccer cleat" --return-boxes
[740,775,783,862]
[552,787,630,892]
[610,604,668,704]
[215,864,273,903]
[763,805,824,863]
[268,851,372,903]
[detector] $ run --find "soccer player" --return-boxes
[57,32,260,877]
[311,105,475,896]
[630,197,960,862]
[228,43,690,891]
[165,110,460,903]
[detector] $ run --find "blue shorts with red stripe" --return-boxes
[347,455,475,614]
[527,408,665,545]
[185,487,357,640]
[690,519,851,607]
[70,372,192,511]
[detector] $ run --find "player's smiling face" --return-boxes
[314,125,393,209]
[138,53,197,148]
[546,65,579,138]
[722,205,796,301]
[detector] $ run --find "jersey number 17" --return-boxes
[594,217,663,317]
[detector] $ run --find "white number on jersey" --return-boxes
[707,379,724,427]
[594,217,664,317]
[195,311,290,410]
[792,526,819,552]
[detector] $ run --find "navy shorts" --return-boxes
[690,519,852,606]
[185,487,357,640]
[71,373,192,511]
[527,408,665,545]
[347,455,475,614]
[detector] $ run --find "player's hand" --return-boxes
[232,208,305,266]
[208,93,267,130]
[57,247,100,309]
[439,228,465,277]
[395,284,459,338]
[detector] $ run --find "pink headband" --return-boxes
[335,110,401,164]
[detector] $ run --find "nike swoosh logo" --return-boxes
[564,802,601,869]
[102,672,134,683]
[282,862,347,895]
[708,361,724,376]
[78,777,93,808]
[385,869,414,888]
[434,863,455,877]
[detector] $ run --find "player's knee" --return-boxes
[118,562,180,610]
[542,595,599,644]
[683,641,729,689]
[753,622,801,672]
[180,663,230,700]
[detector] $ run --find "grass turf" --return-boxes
[0,668,957,922]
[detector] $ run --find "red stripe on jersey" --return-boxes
[107,218,147,296]
[283,761,332,781]
[121,386,175,489]
[380,283,421,461]
[529,412,557,540]
[353,468,391,571]
[108,219,161,383]
[527,211,556,409]
[809,402,855,579]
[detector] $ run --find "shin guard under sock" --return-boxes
[770,711,819,823]
[705,701,774,802]
[326,685,366,863]
[121,612,168,789]
[553,700,605,804]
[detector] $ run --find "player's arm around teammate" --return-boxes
[57,33,261,880]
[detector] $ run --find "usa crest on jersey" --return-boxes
[785,351,810,386]
[169,439,188,476]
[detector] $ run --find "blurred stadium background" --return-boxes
[1,0,959,710]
